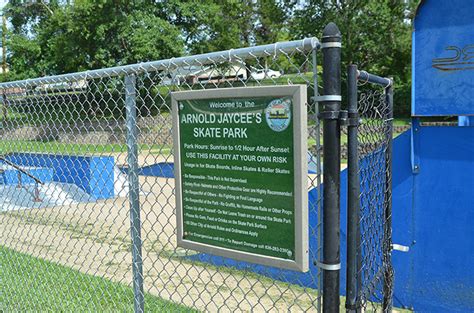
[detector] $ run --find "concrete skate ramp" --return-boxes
[0,182,94,211]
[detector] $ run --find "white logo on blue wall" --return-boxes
[265,99,291,132]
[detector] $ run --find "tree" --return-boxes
[293,0,414,77]
[6,0,58,34]
[255,0,289,44]
[156,0,289,54]
[4,1,184,77]
[162,0,255,54]
[292,0,418,115]
[3,0,294,79]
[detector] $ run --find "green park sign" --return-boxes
[172,86,308,272]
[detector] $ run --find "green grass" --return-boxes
[0,246,196,312]
[393,118,410,126]
[1,117,408,156]
[0,140,171,156]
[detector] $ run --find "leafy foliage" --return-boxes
[1,0,419,116]
[292,0,418,115]
[4,1,184,78]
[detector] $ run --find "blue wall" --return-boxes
[411,2,474,309]
[5,153,115,199]
[413,0,474,116]
[391,126,474,312]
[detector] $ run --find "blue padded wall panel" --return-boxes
[413,0,474,116]
[391,127,474,312]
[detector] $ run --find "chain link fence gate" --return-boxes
[345,65,394,312]
[0,37,327,312]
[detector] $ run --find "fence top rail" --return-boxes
[0,37,319,89]
[357,70,392,88]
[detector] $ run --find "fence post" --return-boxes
[125,74,145,313]
[321,22,342,313]
[346,64,360,313]
[383,79,394,312]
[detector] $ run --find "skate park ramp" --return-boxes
[0,182,93,211]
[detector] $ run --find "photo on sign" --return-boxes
[265,98,292,132]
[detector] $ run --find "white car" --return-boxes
[250,69,282,80]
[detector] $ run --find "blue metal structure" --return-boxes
[5,153,115,199]
[458,116,474,126]
[391,127,474,312]
[393,1,474,311]
[413,0,474,116]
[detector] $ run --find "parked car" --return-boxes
[250,69,282,80]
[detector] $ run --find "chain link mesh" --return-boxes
[356,85,394,312]
[0,40,324,312]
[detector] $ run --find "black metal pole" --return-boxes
[346,65,360,313]
[322,22,342,313]
[357,70,391,88]
[383,79,394,312]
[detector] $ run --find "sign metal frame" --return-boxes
[172,86,308,272]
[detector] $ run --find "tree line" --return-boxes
[2,0,419,116]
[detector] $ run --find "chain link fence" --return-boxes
[0,39,325,312]
[346,66,394,312]
[357,87,394,311]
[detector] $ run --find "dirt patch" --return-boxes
[0,175,320,312]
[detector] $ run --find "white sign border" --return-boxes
[172,85,308,272]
